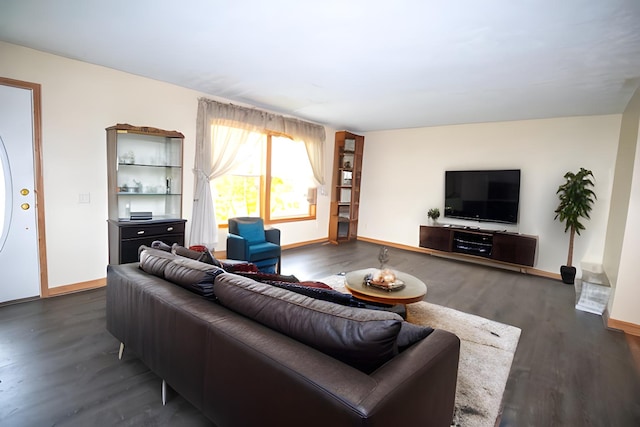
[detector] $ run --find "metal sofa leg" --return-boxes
[118,342,124,360]
[162,380,167,405]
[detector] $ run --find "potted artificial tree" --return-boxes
[427,208,440,225]
[554,168,596,284]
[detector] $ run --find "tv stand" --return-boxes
[419,225,537,268]
[452,230,492,258]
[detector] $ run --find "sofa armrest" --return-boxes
[226,233,249,260]
[264,227,280,245]
[364,329,460,426]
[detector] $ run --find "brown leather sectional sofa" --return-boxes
[106,248,460,426]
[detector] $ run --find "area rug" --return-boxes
[319,275,521,427]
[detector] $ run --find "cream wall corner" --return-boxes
[606,86,640,327]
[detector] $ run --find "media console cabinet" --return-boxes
[419,225,537,268]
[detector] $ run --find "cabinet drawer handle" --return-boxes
[137,230,145,235]
[167,227,174,232]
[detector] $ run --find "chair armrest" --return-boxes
[227,233,249,260]
[265,228,280,245]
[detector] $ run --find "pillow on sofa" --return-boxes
[268,281,366,307]
[151,240,172,252]
[233,271,300,284]
[214,273,403,373]
[138,246,177,278]
[164,258,225,298]
[397,322,434,352]
[172,244,223,268]
[139,246,224,297]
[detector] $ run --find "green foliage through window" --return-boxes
[212,131,316,225]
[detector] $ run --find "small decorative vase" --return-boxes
[378,246,390,269]
[560,265,576,285]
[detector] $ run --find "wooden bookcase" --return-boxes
[328,131,364,244]
[106,123,186,264]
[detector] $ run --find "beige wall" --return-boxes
[0,41,333,289]
[2,41,637,328]
[360,116,620,277]
[605,87,640,325]
[604,88,639,289]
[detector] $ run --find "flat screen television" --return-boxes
[444,169,521,224]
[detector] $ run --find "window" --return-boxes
[212,128,316,226]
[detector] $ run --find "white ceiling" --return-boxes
[2,0,640,132]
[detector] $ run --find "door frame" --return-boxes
[0,77,49,298]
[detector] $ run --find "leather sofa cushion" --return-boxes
[266,281,434,350]
[214,273,403,373]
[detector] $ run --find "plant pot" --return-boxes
[560,265,576,285]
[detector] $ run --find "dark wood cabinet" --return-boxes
[419,226,452,252]
[419,225,537,268]
[108,219,186,264]
[492,232,538,266]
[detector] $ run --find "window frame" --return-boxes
[216,131,317,228]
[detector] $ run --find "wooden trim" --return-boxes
[105,123,184,138]
[0,77,49,298]
[47,278,106,297]
[264,135,272,220]
[282,238,327,250]
[357,236,562,280]
[607,317,640,337]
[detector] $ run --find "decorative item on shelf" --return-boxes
[378,246,390,269]
[554,167,596,285]
[343,160,351,169]
[427,208,441,225]
[363,269,405,292]
[119,151,135,164]
[133,179,143,193]
[344,138,356,152]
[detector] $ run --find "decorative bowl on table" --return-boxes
[363,268,405,292]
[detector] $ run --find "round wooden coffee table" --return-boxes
[344,268,427,305]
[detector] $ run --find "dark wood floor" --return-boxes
[1,241,639,426]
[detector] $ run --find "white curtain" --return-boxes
[284,117,325,186]
[189,98,326,249]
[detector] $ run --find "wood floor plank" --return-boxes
[0,240,638,426]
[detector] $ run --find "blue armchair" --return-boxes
[226,217,281,274]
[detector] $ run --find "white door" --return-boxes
[0,83,40,303]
